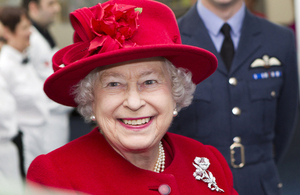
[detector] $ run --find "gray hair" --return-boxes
[72,58,196,122]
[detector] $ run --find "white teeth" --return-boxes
[122,117,151,126]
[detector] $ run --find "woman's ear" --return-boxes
[173,100,177,110]
[2,26,13,41]
[92,100,96,115]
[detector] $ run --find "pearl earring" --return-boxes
[173,109,178,117]
[90,115,96,121]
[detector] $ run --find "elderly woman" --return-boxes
[27,0,238,194]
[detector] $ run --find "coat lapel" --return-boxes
[230,9,262,75]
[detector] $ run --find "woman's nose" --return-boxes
[123,86,145,111]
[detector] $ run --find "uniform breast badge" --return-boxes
[193,157,224,193]
[250,55,282,80]
[250,55,281,69]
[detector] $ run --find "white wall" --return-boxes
[265,0,294,25]
[50,22,73,49]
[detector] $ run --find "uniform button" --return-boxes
[278,183,283,188]
[271,91,276,97]
[233,136,241,143]
[229,77,238,86]
[232,107,241,116]
[158,184,171,195]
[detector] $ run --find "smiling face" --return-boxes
[92,58,175,155]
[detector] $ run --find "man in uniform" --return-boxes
[169,0,299,194]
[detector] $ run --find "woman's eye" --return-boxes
[144,80,156,85]
[108,82,120,87]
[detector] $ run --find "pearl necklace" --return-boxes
[153,141,165,173]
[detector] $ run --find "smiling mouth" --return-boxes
[121,117,151,126]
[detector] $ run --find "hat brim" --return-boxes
[44,44,217,107]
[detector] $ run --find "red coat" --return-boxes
[27,128,238,195]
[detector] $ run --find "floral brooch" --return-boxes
[193,157,224,193]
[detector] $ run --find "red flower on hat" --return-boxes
[89,3,141,54]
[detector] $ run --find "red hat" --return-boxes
[44,0,217,107]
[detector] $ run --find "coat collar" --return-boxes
[51,128,234,194]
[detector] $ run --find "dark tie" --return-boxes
[220,23,235,70]
[21,57,29,64]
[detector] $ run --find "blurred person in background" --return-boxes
[169,0,298,194]
[21,0,60,80]
[22,0,73,161]
[0,12,24,193]
[0,6,47,189]
[0,71,24,195]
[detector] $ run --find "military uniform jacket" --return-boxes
[169,6,299,195]
[27,128,238,195]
